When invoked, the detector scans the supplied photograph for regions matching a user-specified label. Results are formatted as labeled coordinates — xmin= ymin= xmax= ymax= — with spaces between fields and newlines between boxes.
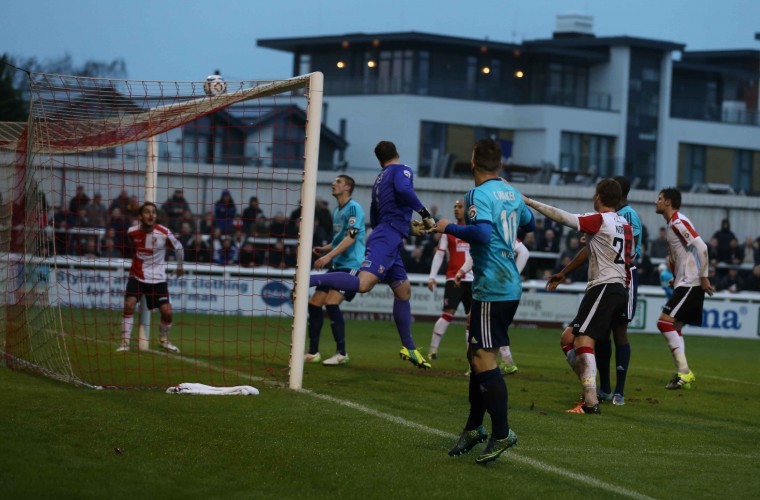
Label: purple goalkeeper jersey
xmin=370 ymin=163 xmax=424 ymax=235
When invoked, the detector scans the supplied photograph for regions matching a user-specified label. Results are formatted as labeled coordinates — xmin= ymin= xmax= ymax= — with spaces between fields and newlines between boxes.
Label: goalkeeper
xmin=117 ymin=202 xmax=184 ymax=353
xmin=308 ymin=141 xmax=435 ymax=369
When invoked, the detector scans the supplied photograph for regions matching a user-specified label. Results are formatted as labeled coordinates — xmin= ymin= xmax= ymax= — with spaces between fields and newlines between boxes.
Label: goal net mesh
xmin=0 ymin=71 xmax=319 ymax=389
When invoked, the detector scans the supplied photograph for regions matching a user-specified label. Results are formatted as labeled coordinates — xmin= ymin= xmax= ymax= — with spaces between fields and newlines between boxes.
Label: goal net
xmin=0 ymin=70 xmax=322 ymax=390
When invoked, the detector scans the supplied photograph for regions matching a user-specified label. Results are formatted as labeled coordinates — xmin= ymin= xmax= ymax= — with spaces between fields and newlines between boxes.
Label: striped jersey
xmin=465 ymin=178 xmax=533 ymax=301
xmin=331 ymin=199 xmax=366 ymax=270
xmin=578 ymin=211 xmax=633 ymax=290
xmin=666 ymin=211 xmax=704 ymax=288
xmin=617 ymin=204 xmax=642 ymax=264
xmin=127 ymin=224 xmax=181 ymax=283
xmin=433 ymin=232 xmax=473 ymax=281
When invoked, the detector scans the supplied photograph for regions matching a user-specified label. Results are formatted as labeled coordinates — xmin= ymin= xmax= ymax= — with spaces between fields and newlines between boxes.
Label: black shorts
xmin=570 ymin=283 xmax=628 ymax=342
xmin=468 ymin=299 xmax=519 ymax=350
xmin=662 ymin=286 xmax=706 ymax=326
xmin=125 ymin=277 xmax=170 ymax=310
xmin=315 ymin=268 xmax=358 ymax=302
xmin=443 ymin=280 xmax=472 ymax=314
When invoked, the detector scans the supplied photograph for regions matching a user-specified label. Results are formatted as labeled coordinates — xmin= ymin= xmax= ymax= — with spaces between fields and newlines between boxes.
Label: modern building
xmin=258 ymin=14 xmax=760 ymax=194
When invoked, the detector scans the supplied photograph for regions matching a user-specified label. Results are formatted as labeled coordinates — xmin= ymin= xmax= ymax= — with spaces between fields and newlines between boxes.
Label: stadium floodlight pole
xmin=138 ymin=135 xmax=159 ymax=351
xmin=289 ymin=71 xmax=324 ymax=390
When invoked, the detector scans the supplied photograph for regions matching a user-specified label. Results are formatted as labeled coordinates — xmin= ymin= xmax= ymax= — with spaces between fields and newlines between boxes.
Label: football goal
xmin=0 ymin=69 xmax=323 ymax=390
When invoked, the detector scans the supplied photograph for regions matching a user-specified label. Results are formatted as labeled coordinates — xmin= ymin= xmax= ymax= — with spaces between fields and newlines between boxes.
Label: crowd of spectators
xmin=48 ymin=187 xmax=338 ymax=270
xmin=40 ymin=188 xmax=760 ymax=291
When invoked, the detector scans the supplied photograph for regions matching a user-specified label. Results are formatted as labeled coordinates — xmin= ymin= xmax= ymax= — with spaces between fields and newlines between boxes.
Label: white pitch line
xmin=302 ymin=389 xmax=656 ymax=500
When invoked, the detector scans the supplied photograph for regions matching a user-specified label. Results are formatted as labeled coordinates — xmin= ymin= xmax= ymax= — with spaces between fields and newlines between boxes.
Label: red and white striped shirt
xmin=666 ymin=211 xmax=703 ymax=288
xmin=430 ymin=233 xmax=473 ymax=281
xmin=578 ymin=211 xmax=632 ymax=290
xmin=128 ymin=224 xmax=182 ymax=284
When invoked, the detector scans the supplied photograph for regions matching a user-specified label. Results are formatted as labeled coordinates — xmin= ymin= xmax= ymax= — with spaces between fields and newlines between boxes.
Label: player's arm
xmin=455 ymin=253 xmax=473 ymax=286
xmin=393 ymin=167 xmax=436 ymax=229
xmin=313 ymin=243 xmax=333 ymax=256
xmin=314 ymin=228 xmax=358 ymax=271
xmin=546 ymin=246 xmax=588 ymax=291
xmin=690 ymin=236 xmax=714 ymax=296
xmin=514 ymin=239 xmax=530 ymax=274
xmin=168 ymin=232 xmax=185 ymax=276
xmin=427 ymin=236 xmax=447 ymax=291
xmin=522 ymin=195 xmax=580 ymax=230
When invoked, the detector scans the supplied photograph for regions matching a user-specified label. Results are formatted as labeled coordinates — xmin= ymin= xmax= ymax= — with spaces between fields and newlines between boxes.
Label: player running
xmin=117 ymin=202 xmax=184 ymax=353
xmin=305 ymin=175 xmax=366 ymax=366
xmin=308 ymin=141 xmax=436 ymax=369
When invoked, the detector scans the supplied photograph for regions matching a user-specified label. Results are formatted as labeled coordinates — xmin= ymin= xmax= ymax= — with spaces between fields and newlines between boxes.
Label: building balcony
xmin=323 ymin=76 xmax=613 ymax=111
xmin=670 ymin=100 xmax=760 ymax=127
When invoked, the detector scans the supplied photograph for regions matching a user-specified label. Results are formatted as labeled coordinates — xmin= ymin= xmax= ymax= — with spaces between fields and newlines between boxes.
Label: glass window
xmin=733 ymin=149 xmax=753 ymax=192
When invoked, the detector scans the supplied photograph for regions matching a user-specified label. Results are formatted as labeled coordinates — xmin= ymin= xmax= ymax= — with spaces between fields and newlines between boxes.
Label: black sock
xmin=475 ymin=367 xmax=509 ymax=440
xmin=595 ymin=340 xmax=613 ymax=394
xmin=464 ymin=367 xmax=486 ymax=431
xmin=307 ymin=304 xmax=323 ymax=354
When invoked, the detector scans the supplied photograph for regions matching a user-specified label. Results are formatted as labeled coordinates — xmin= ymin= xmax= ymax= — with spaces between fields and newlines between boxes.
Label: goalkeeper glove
xmin=418 ymin=208 xmax=436 ymax=231
xmin=410 ymin=220 xmax=425 ymax=237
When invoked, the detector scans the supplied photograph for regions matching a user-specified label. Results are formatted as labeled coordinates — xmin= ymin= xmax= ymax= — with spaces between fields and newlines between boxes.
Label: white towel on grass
xmin=166 ymin=382 xmax=259 ymax=396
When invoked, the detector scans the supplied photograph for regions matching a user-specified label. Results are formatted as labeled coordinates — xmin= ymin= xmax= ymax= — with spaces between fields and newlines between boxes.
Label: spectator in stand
xmin=81 ymin=239 xmax=99 ymax=258
xmin=200 ymin=211 xmax=215 ymax=235
xmin=741 ymin=237 xmax=756 ymax=266
xmin=242 ymin=196 xmax=265 ymax=236
xmin=214 ymin=190 xmax=237 ymax=235
xmin=405 ymin=246 xmax=428 ymax=274
xmin=85 ymin=193 xmax=108 ymax=228
xmin=712 ymin=218 xmax=737 ymax=264
xmin=269 ymin=212 xmax=289 ymax=238
xmin=538 ymin=227 xmax=560 ymax=253
xmin=754 ymin=237 xmax=760 ymax=265
xmin=649 ymin=227 xmax=669 ymax=259
xmin=101 ymin=237 xmax=121 ymax=258
xmin=554 ymin=237 xmax=587 ymax=283
xmin=213 ymin=235 xmax=238 ymax=265
xmin=542 ymin=217 xmax=564 ymax=247
xmin=726 ymin=238 xmax=744 ymax=266
xmin=186 ymin=232 xmax=211 ymax=263
xmin=126 ymin=195 xmax=141 ymax=221
xmin=521 ymin=232 xmax=537 ymax=251
xmin=162 ymin=189 xmax=191 ymax=234
xmin=744 ymin=264 xmax=760 ymax=292
xmin=707 ymin=264 xmax=720 ymax=291
xmin=239 ymin=241 xmax=259 ymax=267
xmin=180 ymin=209 xmax=195 ymax=233
xmin=53 ymin=205 xmax=73 ymax=255
xmin=707 ymin=238 xmax=720 ymax=267
xmin=314 ymin=198 xmax=334 ymax=247
xmin=564 ymin=227 xmax=583 ymax=250
xmin=718 ymin=267 xmax=744 ymax=293
xmin=108 ymin=207 xmax=130 ymax=257
xmin=109 ymin=190 xmax=130 ymax=214
xmin=253 ymin=213 xmax=269 ymax=237
xmin=637 ymin=248 xmax=657 ymax=286
xmin=68 ymin=185 xmax=90 ymax=214
xmin=178 ymin=221 xmax=194 ymax=251
xmin=268 ymin=238 xmax=296 ymax=268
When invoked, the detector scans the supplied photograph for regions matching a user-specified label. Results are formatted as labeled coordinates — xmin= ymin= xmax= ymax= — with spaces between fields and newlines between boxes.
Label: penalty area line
xmin=302 ymin=389 xmax=655 ymax=500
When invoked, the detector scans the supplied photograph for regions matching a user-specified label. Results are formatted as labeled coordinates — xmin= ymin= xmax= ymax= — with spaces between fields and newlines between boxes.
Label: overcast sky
xmin=3 ymin=0 xmax=759 ymax=82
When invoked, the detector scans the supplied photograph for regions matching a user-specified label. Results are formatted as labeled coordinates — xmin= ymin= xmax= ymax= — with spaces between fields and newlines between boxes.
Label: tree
xmin=0 ymin=54 xmax=28 ymax=121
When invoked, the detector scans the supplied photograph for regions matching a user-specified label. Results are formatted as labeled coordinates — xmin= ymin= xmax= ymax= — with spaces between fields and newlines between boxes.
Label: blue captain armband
xmin=520 ymin=211 xmax=536 ymax=233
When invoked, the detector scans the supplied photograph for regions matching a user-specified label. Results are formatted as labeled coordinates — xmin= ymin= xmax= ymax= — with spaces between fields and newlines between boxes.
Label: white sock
xmin=160 ymin=321 xmax=171 ymax=341
xmin=576 ymin=350 xmax=598 ymax=406
xmin=499 ymin=346 xmax=514 ymax=364
xmin=430 ymin=314 xmax=452 ymax=352
xmin=565 ymin=348 xmax=576 ymax=371
xmin=121 ymin=314 xmax=134 ymax=341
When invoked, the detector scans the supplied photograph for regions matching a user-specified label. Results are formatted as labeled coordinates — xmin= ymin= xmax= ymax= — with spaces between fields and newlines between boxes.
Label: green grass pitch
xmin=2 ymin=318 xmax=759 ymax=499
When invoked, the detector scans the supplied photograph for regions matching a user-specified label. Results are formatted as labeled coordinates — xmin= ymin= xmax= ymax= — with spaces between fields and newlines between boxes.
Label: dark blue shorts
xmin=360 ymin=226 xmax=408 ymax=284
xmin=468 ymin=299 xmax=519 ymax=350
xmin=315 ymin=268 xmax=358 ymax=302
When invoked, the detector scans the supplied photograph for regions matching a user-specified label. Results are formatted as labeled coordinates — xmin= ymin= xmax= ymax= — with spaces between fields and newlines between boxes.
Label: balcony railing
xmin=323 ymin=77 xmax=614 ymax=111
xmin=671 ymin=100 xmax=760 ymax=127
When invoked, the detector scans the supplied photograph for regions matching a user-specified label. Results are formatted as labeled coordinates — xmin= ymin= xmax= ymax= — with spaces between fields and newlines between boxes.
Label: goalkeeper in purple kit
xmin=308 ymin=141 xmax=435 ymax=368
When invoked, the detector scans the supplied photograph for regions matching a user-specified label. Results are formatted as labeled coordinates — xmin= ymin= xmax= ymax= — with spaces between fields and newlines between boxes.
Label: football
xmin=203 ymin=74 xmax=227 ymax=96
